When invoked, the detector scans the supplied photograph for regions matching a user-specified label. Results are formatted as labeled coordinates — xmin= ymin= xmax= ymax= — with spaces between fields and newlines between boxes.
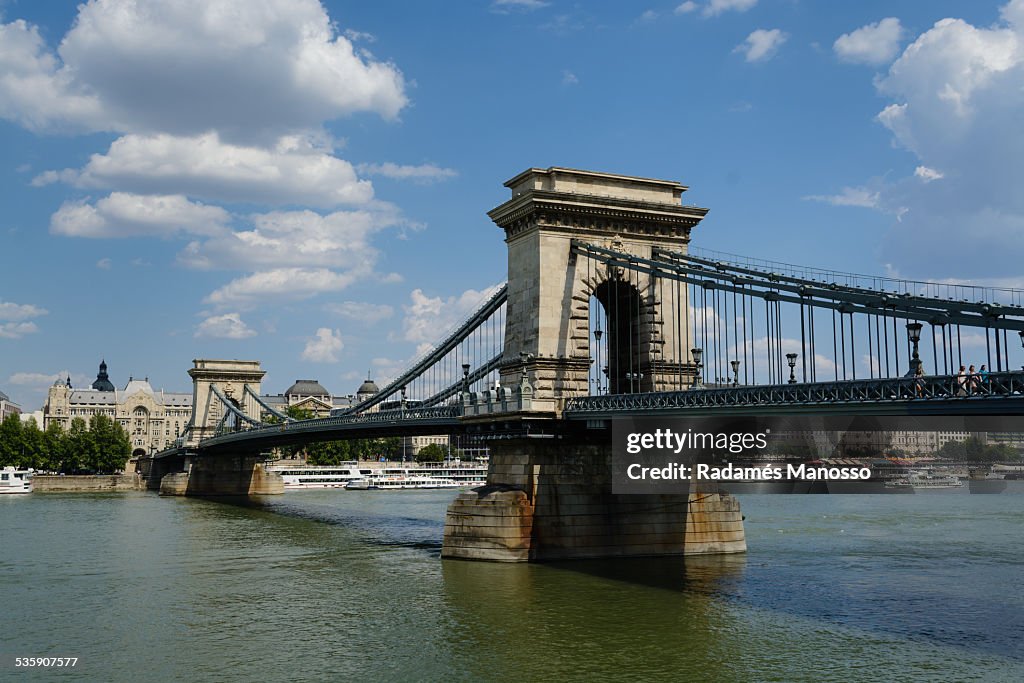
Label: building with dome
xmin=0 ymin=389 xmax=21 ymax=420
xmin=43 ymin=360 xmax=192 ymax=465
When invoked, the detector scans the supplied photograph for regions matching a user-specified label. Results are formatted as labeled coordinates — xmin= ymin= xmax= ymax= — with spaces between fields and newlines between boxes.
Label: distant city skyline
xmin=3 ymin=0 xmax=1023 ymax=409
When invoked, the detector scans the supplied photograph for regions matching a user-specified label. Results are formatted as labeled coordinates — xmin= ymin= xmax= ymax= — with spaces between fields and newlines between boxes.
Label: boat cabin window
xmin=1 ymin=473 xmax=8 ymax=480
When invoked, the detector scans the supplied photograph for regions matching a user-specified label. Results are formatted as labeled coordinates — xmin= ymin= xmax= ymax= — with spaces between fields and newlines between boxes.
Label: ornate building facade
xmin=43 ymin=361 xmax=193 ymax=459
xmin=0 ymin=389 xmax=21 ymax=420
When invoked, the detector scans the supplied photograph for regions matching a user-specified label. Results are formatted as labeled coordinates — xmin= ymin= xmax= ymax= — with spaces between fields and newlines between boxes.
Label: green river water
xmin=1 ymin=489 xmax=1022 ymax=682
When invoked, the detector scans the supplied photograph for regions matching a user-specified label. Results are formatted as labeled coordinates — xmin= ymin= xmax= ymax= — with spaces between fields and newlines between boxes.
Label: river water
xmin=1 ymin=489 xmax=1022 ymax=682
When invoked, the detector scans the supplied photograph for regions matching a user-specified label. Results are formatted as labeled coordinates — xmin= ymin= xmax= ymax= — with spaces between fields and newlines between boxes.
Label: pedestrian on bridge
xmin=968 ymin=365 xmax=978 ymax=395
xmin=957 ymin=366 xmax=968 ymax=396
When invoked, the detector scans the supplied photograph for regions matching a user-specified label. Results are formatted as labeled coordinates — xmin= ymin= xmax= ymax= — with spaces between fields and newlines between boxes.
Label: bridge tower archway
xmin=488 ymin=167 xmax=709 ymax=408
xmin=186 ymin=360 xmax=266 ymax=446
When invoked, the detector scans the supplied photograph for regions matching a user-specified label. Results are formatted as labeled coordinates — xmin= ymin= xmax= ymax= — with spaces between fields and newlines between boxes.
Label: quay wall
xmin=33 ymin=473 xmax=145 ymax=492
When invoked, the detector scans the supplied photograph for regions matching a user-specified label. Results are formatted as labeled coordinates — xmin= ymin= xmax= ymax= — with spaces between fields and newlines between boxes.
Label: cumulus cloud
xmin=914 ymin=166 xmax=944 ymax=182
xmin=96 ymin=257 xmax=112 ymax=269
xmin=177 ymin=207 xmax=399 ymax=272
xmin=38 ymin=133 xmax=373 ymax=207
xmin=400 ymin=284 xmax=503 ymax=347
xmin=0 ymin=300 xmax=48 ymax=322
xmin=675 ymin=2 xmax=698 ymax=15
xmin=50 ymin=193 xmax=230 ymax=238
xmin=821 ymin=1 xmax=1024 ymax=279
xmin=0 ymin=299 xmax=48 ymax=339
xmin=561 ymin=70 xmax=579 ymax=85
xmin=0 ymin=322 xmax=39 ymax=339
xmin=704 ymin=0 xmax=757 ymax=18
xmin=302 ymin=328 xmax=344 ymax=362
xmin=734 ymin=29 xmax=788 ymax=63
xmin=194 ymin=312 xmax=257 ymax=339
xmin=204 ymin=268 xmax=360 ymax=309
xmin=0 ymin=0 xmax=407 ymax=138
xmin=833 ymin=17 xmax=903 ymax=66
xmin=356 ymin=162 xmax=457 ymax=183
xmin=325 ymin=301 xmax=394 ymax=324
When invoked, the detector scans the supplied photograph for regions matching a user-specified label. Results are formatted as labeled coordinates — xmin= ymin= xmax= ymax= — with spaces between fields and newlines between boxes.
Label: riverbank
xmin=32 ymin=473 xmax=144 ymax=492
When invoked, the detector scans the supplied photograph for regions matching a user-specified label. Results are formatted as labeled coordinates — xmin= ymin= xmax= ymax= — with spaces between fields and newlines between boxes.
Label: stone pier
xmin=442 ymin=436 xmax=746 ymax=562
xmin=159 ymin=453 xmax=283 ymax=496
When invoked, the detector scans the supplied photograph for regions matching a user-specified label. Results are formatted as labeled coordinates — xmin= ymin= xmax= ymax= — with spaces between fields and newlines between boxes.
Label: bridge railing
xmin=202 ymin=405 xmax=463 ymax=444
xmin=563 ymin=370 xmax=1024 ymax=414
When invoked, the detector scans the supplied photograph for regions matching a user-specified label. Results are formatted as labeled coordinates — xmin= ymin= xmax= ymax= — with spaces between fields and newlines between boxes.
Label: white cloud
xmin=734 ymin=29 xmax=788 ymax=63
xmin=492 ymin=0 xmax=548 ymax=13
xmin=914 ymin=166 xmax=944 ymax=182
xmin=675 ymin=2 xmax=698 ymax=15
xmin=204 ymin=268 xmax=360 ymax=309
xmin=830 ymin=0 xmax=1024 ymax=279
xmin=0 ymin=322 xmax=39 ymax=339
xmin=40 ymin=132 xmax=373 ymax=208
xmin=194 ymin=312 xmax=257 ymax=339
xmin=302 ymin=327 xmax=344 ymax=362
xmin=8 ymin=371 xmax=67 ymax=386
xmin=325 ymin=301 xmax=394 ymax=324
xmin=0 ymin=300 xmax=48 ymax=322
xmin=177 ymin=207 xmax=399 ymax=272
xmin=562 ymin=70 xmax=579 ymax=85
xmin=0 ymin=0 xmax=406 ymax=138
xmin=804 ymin=187 xmax=880 ymax=208
xmin=401 ymin=284 xmax=503 ymax=346
xmin=96 ymin=257 xmax=112 ymax=270
xmin=704 ymin=0 xmax=757 ymax=18
xmin=356 ymin=162 xmax=457 ymax=184
xmin=0 ymin=300 xmax=47 ymax=338
xmin=50 ymin=193 xmax=230 ymax=238
xmin=833 ymin=17 xmax=903 ymax=66
xmin=0 ymin=20 xmax=104 ymax=133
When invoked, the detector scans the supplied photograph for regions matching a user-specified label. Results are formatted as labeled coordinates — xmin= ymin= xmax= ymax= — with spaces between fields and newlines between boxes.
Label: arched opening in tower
xmin=589 ymin=277 xmax=646 ymax=395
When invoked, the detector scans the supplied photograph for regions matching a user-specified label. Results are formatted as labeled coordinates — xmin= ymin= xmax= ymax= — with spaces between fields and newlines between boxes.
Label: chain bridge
xmin=144 ymin=167 xmax=1024 ymax=562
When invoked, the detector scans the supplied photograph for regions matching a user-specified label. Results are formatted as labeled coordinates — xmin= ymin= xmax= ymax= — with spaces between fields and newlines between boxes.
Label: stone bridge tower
xmin=488 ymin=167 xmax=708 ymax=411
xmin=186 ymin=359 xmax=265 ymax=446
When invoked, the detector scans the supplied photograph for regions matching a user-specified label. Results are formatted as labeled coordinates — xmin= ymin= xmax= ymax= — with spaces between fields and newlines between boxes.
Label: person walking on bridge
xmin=956 ymin=365 xmax=968 ymax=396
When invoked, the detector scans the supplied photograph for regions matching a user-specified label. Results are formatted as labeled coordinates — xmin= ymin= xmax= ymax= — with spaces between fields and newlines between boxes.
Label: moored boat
xmin=0 ymin=466 xmax=33 ymax=494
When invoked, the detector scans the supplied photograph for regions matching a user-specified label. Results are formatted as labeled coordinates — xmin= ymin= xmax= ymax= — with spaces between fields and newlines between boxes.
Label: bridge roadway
xmin=153 ymin=370 xmax=1024 ymax=461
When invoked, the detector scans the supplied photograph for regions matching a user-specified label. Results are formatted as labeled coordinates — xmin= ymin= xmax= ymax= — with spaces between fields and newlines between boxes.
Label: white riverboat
xmin=344 ymin=474 xmax=463 ymax=490
xmin=265 ymin=461 xmax=487 ymax=491
xmin=907 ymin=471 xmax=963 ymax=490
xmin=0 ymin=467 xmax=33 ymax=494
xmin=265 ymin=462 xmax=369 ymax=489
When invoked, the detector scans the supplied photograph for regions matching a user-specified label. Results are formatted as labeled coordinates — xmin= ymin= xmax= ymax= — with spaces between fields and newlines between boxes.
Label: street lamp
xmin=690 ymin=347 xmax=703 ymax=389
xmin=730 ymin=359 xmax=740 ymax=387
xmin=906 ymin=322 xmax=923 ymax=374
xmin=462 ymin=363 xmax=471 ymax=395
xmin=626 ymin=372 xmax=644 ymax=392
xmin=786 ymin=353 xmax=798 ymax=384
xmin=593 ymin=327 xmax=603 ymax=396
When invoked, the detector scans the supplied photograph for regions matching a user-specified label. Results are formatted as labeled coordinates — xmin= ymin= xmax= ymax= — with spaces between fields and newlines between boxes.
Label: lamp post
xmin=906 ymin=322 xmax=923 ymax=375
xmin=730 ymin=359 xmax=740 ymax=387
xmin=593 ymin=327 xmax=603 ymax=396
xmin=786 ymin=353 xmax=798 ymax=384
xmin=626 ymin=372 xmax=644 ymax=392
xmin=461 ymin=363 xmax=471 ymax=395
xmin=690 ymin=347 xmax=703 ymax=389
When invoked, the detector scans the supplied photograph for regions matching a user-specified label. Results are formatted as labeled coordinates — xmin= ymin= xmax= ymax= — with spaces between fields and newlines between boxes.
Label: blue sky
xmin=2 ymin=0 xmax=1023 ymax=409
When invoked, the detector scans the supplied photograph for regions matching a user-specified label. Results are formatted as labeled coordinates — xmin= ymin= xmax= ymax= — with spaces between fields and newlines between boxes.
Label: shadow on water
xmin=538 ymin=552 xmax=748 ymax=594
